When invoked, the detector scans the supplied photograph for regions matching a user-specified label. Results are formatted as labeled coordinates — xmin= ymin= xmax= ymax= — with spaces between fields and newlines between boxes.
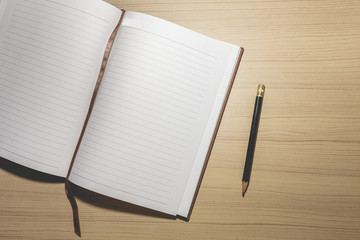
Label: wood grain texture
xmin=1 ymin=0 xmax=360 ymax=239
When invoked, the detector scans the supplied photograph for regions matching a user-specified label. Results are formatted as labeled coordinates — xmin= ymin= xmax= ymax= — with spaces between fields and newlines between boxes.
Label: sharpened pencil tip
xmin=242 ymin=181 xmax=249 ymax=197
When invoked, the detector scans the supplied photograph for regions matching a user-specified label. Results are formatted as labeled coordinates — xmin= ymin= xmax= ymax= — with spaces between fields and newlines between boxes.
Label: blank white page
xmin=0 ymin=0 xmax=121 ymax=177
xmin=69 ymin=11 xmax=240 ymax=215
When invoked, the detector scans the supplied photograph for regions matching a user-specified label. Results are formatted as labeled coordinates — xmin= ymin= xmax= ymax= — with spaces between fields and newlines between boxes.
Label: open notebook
xmin=0 ymin=0 xmax=243 ymax=235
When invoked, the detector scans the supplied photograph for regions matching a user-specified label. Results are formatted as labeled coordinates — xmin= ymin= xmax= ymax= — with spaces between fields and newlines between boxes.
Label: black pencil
xmin=242 ymin=84 xmax=265 ymax=197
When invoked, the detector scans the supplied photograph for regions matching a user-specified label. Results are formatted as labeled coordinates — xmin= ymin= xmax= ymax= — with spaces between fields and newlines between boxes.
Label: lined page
xmin=0 ymin=0 xmax=121 ymax=177
xmin=69 ymin=12 xmax=240 ymax=215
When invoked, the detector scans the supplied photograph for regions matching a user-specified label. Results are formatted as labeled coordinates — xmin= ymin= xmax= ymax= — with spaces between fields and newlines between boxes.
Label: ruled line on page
xmin=104 ymin=73 xmax=201 ymax=109
xmin=0 ymin=88 xmax=77 ymax=123
xmin=80 ymin=142 xmax=179 ymax=177
xmin=88 ymin=122 xmax=185 ymax=154
xmin=101 ymin=85 xmax=197 ymax=120
xmin=115 ymin=40 xmax=213 ymax=75
xmin=82 ymin=134 xmax=181 ymax=170
xmin=3 ymin=36 xmax=92 ymax=69
xmin=0 ymin=77 xmax=79 ymax=115
xmin=114 ymin=39 xmax=212 ymax=82
xmin=22 ymin=0 xmax=108 ymax=29
xmin=85 ymin=131 xmax=183 ymax=163
xmin=11 ymin=6 xmax=105 ymax=59
xmin=69 ymin=169 xmax=170 ymax=202
xmin=0 ymin=88 xmax=76 ymax=123
xmin=1 ymin=45 xmax=91 ymax=79
xmin=7 ymin=25 xmax=99 ymax=58
xmin=6 ymin=27 xmax=96 ymax=63
xmin=96 ymin=94 xmax=195 ymax=128
xmin=108 ymin=57 xmax=207 ymax=97
xmin=6 ymin=29 xmax=97 ymax=62
xmin=90 ymin=113 xmax=188 ymax=147
xmin=9 ymin=20 xmax=100 ymax=51
xmin=1 ymin=42 xmax=91 ymax=77
xmin=0 ymin=146 xmax=58 ymax=168
xmin=0 ymin=119 xmax=67 ymax=146
xmin=116 ymin=33 xmax=214 ymax=79
xmin=0 ymin=126 xmax=64 ymax=152
xmin=74 ymin=160 xmax=172 ymax=194
xmin=12 ymin=4 xmax=106 ymax=48
xmin=17 ymin=1 xmax=108 ymax=32
xmin=0 ymin=53 xmax=87 ymax=90
xmin=12 ymin=11 xmax=104 ymax=43
xmin=71 ymin=172 xmax=168 ymax=205
xmin=0 ymin=68 xmax=81 ymax=106
xmin=108 ymin=57 xmax=207 ymax=96
xmin=0 ymin=63 xmax=85 ymax=96
xmin=119 ymin=26 xmax=216 ymax=63
xmin=94 ymin=100 xmax=192 ymax=138
xmin=10 ymin=14 xmax=103 ymax=47
xmin=14 ymin=5 xmax=106 ymax=35
xmin=0 ymin=52 xmax=86 ymax=89
xmin=3 ymin=38 xmax=94 ymax=68
xmin=79 ymin=147 xmax=175 ymax=184
xmin=103 ymin=77 xmax=199 ymax=116
xmin=106 ymin=69 xmax=203 ymax=104
xmin=101 ymin=81 xmax=199 ymax=115
xmin=114 ymin=39 xmax=213 ymax=74
xmin=113 ymin=39 xmax=213 ymax=72
xmin=0 ymin=114 xmax=68 ymax=141
xmin=0 ymin=133 xmax=62 ymax=157
xmin=77 ymin=142 xmax=176 ymax=188
xmin=45 ymin=0 xmax=110 ymax=24
xmin=0 ymin=106 xmax=71 ymax=136
xmin=0 ymin=96 xmax=68 ymax=165
xmin=0 ymin=97 xmax=73 ymax=129
xmin=101 ymin=75 xmax=199 ymax=118
xmin=111 ymin=49 xmax=210 ymax=88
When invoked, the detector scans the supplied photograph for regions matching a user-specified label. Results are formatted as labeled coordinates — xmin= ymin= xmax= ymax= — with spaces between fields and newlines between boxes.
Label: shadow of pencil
xmin=0 ymin=157 xmax=176 ymax=221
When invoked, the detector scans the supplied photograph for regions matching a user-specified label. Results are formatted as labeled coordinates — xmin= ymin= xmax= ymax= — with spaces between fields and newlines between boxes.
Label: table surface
xmin=1 ymin=0 xmax=360 ymax=239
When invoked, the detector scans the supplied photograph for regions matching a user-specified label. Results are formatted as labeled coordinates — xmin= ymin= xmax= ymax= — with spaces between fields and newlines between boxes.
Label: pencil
xmin=242 ymin=84 xmax=265 ymax=197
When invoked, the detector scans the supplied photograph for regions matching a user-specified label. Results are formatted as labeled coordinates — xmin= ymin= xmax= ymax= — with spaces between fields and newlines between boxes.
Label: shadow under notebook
xmin=0 ymin=157 xmax=176 ymax=220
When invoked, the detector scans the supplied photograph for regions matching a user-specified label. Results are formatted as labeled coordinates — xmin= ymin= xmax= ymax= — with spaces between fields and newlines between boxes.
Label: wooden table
xmin=1 ymin=0 xmax=360 ymax=239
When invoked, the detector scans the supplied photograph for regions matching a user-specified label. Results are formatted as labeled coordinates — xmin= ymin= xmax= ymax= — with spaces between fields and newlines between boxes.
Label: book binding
xmin=64 ymin=10 xmax=125 ymax=237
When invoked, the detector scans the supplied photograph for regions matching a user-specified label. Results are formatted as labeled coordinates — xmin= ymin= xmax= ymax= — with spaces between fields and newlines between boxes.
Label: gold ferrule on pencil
xmin=257 ymin=84 xmax=265 ymax=97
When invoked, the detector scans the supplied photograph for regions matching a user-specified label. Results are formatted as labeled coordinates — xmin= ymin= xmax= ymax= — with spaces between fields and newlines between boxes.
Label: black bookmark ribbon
xmin=65 ymin=181 xmax=81 ymax=237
